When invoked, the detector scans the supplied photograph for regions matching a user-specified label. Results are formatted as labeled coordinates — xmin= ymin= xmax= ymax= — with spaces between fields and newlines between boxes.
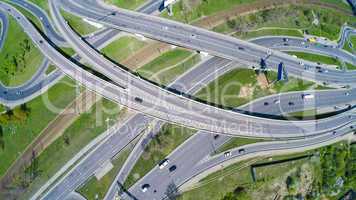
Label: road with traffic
xmin=48 ymin=0 xmax=356 ymax=140
xmin=0 ymin=0 xmax=356 ymax=199
xmin=63 ymin=0 xmax=356 ymax=86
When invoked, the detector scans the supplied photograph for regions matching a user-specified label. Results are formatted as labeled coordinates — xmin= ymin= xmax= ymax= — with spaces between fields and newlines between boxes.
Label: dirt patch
xmin=121 ymin=41 xmax=172 ymax=70
xmin=239 ymin=85 xmax=254 ymax=98
xmin=257 ymin=73 xmax=269 ymax=89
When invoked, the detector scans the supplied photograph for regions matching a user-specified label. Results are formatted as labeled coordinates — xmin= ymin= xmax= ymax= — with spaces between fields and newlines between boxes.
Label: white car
xmin=224 ymin=151 xmax=231 ymax=157
xmin=274 ymin=99 xmax=280 ymax=104
xmin=158 ymin=158 xmax=169 ymax=169
xmin=141 ymin=184 xmax=150 ymax=193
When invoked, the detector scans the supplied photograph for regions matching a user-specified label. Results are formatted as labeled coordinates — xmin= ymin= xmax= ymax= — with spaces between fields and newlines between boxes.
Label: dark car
xmin=134 ymin=97 xmax=143 ymax=103
xmin=169 ymin=165 xmax=177 ymax=172
xmin=141 ymin=184 xmax=150 ymax=192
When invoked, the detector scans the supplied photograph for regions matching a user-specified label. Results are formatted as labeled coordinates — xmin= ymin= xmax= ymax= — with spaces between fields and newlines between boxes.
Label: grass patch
xmin=45 ymin=65 xmax=57 ymax=75
xmin=103 ymin=0 xmax=147 ymax=10
xmin=0 ymin=77 xmax=78 ymax=178
xmin=162 ymin=0 xmax=258 ymax=23
xmin=60 ymin=47 xmax=76 ymax=57
xmin=77 ymin=139 xmax=135 ymax=200
xmin=214 ymin=5 xmax=356 ymax=41
xmin=136 ymin=49 xmax=196 ymax=84
xmin=102 ymin=36 xmax=147 ymax=63
xmin=240 ymin=28 xmax=303 ymax=39
xmin=320 ymin=0 xmax=352 ymax=11
xmin=180 ymin=153 xmax=311 ymax=200
xmin=61 ymin=10 xmax=99 ymax=35
xmin=343 ymin=35 xmax=356 ymax=54
xmin=286 ymin=51 xmax=341 ymax=66
xmin=124 ymin=124 xmax=195 ymax=189
xmin=0 ymin=15 xmax=43 ymax=86
xmin=13 ymin=98 xmax=122 ymax=200
xmin=195 ymin=68 xmax=315 ymax=108
xmin=346 ymin=62 xmax=356 ymax=70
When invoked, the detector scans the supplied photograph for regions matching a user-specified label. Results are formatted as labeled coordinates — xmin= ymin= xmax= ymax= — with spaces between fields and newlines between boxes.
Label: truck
xmin=302 ymin=94 xmax=314 ymax=100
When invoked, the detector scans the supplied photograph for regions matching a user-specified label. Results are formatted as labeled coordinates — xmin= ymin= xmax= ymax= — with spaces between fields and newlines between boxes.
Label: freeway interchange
xmin=0 ymin=0 xmax=355 ymax=200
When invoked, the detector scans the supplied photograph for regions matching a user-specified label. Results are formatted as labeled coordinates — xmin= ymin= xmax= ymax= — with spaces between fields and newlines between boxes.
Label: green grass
xmin=346 ymin=62 xmax=356 ymax=70
xmin=0 ymin=16 xmax=43 ymax=87
xmin=77 ymin=138 xmax=135 ymax=200
xmin=214 ymin=5 xmax=356 ymax=41
xmin=343 ymin=36 xmax=356 ymax=54
xmin=104 ymin=0 xmax=147 ymax=10
xmin=320 ymin=0 xmax=352 ymax=10
xmin=61 ymin=10 xmax=99 ymax=35
xmin=45 ymin=65 xmax=57 ymax=75
xmin=240 ymin=28 xmax=303 ymax=39
xmin=180 ymin=153 xmax=310 ymax=200
xmin=286 ymin=51 xmax=341 ymax=66
xmin=13 ymin=98 xmax=122 ymax=200
xmin=60 ymin=47 xmax=76 ymax=57
xmin=162 ymin=0 xmax=258 ymax=23
xmin=124 ymin=124 xmax=195 ymax=189
xmin=0 ymin=77 xmax=78 ymax=178
xmin=102 ymin=36 xmax=147 ymax=63
xmin=216 ymin=138 xmax=265 ymax=154
xmin=195 ymin=68 xmax=315 ymax=108
xmin=136 ymin=49 xmax=196 ymax=85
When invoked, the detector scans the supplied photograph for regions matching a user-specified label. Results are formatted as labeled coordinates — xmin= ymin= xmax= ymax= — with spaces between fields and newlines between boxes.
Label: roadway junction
xmin=0 ymin=0 xmax=355 ymax=200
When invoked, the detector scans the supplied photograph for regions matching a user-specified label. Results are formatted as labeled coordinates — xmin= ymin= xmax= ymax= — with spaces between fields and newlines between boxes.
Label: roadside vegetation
xmin=0 ymin=77 xmax=78 ymax=178
xmin=241 ymin=28 xmax=303 ymax=39
xmin=8 ymin=98 xmax=122 ymax=200
xmin=0 ymin=16 xmax=43 ymax=86
xmin=102 ymin=36 xmax=147 ymax=63
xmin=124 ymin=124 xmax=195 ymax=189
xmin=216 ymin=5 xmax=356 ymax=41
xmin=195 ymin=68 xmax=315 ymax=108
xmin=286 ymin=51 xmax=341 ymax=66
xmin=136 ymin=49 xmax=201 ymax=86
xmin=180 ymin=141 xmax=356 ymax=200
xmin=61 ymin=10 xmax=99 ymax=36
xmin=343 ymin=35 xmax=356 ymax=54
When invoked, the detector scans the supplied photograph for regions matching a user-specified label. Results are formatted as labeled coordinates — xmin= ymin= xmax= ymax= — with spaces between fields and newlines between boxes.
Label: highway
xmin=0 ymin=0 xmax=354 ymax=199
xmin=11 ymin=0 xmax=67 ymax=46
xmin=127 ymin=122 xmax=355 ymax=200
xmin=63 ymin=0 xmax=356 ymax=86
xmin=0 ymin=10 xmax=8 ymax=50
xmin=2 ymin=0 xmax=355 ymax=110
xmin=251 ymin=36 xmax=356 ymax=68
xmin=0 ymin=0 xmax=160 ymax=108
xmin=47 ymin=0 xmax=356 ymax=139
xmin=337 ymin=25 xmax=356 ymax=49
